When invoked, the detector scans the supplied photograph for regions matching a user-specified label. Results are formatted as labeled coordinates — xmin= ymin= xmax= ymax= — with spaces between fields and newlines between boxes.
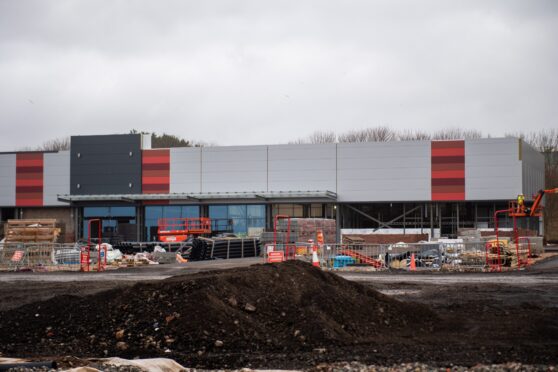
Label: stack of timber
xmin=483 ymin=239 xmax=533 ymax=268
xmin=459 ymin=251 xmax=487 ymax=266
xmin=502 ymin=242 xmax=532 ymax=268
xmin=4 ymin=219 xmax=60 ymax=243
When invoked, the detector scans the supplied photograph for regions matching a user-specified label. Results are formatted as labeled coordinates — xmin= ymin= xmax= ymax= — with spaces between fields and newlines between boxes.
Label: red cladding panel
xmin=16 ymin=153 xmax=43 ymax=206
xmin=142 ymin=149 xmax=170 ymax=194
xmin=431 ymin=141 xmax=465 ymax=201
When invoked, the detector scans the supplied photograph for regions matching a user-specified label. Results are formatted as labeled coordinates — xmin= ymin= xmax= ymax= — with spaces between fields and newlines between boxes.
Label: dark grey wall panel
xmin=70 ymin=134 xmax=142 ymax=195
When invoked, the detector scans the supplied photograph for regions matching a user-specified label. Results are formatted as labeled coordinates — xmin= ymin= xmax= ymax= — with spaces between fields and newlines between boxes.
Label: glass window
xmin=229 ymin=205 xmax=247 ymax=219
xmin=209 ymin=205 xmax=230 ymax=233
xmin=247 ymin=205 xmax=266 ymax=233
xmin=209 ymin=206 xmax=227 ymax=219
xmin=83 ymin=207 xmax=110 ymax=217
xmin=163 ymin=206 xmax=182 ymax=219
xmin=209 ymin=205 xmax=265 ymax=236
xmin=182 ymin=206 xmax=199 ymax=218
xmin=145 ymin=206 xmax=163 ymax=220
xmin=82 ymin=206 xmax=136 ymax=241
xmin=110 ymin=207 xmax=136 ymax=217
xmin=273 ymin=204 xmax=304 ymax=218
xmin=232 ymin=218 xmax=247 ymax=234
xmin=310 ymin=204 xmax=323 ymax=218
xmin=84 ymin=206 xmax=135 ymax=218
xmin=247 ymin=205 xmax=265 ymax=218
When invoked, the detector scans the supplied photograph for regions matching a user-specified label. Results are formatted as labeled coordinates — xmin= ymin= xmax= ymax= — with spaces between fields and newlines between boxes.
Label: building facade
xmin=0 ymin=134 xmax=545 ymax=242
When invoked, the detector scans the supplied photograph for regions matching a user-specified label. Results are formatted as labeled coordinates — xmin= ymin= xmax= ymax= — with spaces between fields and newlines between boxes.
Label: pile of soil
xmin=0 ymin=261 xmax=436 ymax=367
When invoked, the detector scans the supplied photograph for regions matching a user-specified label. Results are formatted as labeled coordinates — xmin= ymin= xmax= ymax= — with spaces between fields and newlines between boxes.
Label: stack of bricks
xmin=275 ymin=218 xmax=337 ymax=244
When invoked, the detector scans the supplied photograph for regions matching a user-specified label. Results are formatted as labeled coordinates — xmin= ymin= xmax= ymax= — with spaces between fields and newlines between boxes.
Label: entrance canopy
xmin=58 ymin=190 xmax=337 ymax=204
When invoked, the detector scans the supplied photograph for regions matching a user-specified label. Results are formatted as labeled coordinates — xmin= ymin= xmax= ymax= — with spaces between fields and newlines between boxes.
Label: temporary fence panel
xmin=263 ymin=240 xmax=537 ymax=272
xmin=0 ymin=243 xmax=82 ymax=271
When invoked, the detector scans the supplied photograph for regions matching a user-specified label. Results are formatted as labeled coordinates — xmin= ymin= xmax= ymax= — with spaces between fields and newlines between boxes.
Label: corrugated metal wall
xmin=465 ymin=138 xmax=522 ymax=200
xmin=201 ymin=146 xmax=268 ymax=192
xmin=43 ymin=151 xmax=70 ymax=206
xmin=0 ymin=137 xmax=546 ymax=206
xmin=337 ymin=141 xmax=431 ymax=202
xmin=166 ymin=139 xmax=538 ymax=202
xmin=521 ymin=140 xmax=545 ymax=200
xmin=170 ymin=147 xmax=201 ymax=193
xmin=0 ymin=154 xmax=16 ymax=206
xmin=268 ymin=144 xmax=336 ymax=193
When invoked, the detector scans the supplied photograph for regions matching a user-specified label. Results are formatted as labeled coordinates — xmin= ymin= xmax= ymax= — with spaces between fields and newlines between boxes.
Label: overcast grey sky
xmin=0 ymin=0 xmax=556 ymax=150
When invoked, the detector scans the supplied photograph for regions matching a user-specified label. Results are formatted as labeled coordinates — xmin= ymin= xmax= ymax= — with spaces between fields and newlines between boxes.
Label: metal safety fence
xmin=0 ymin=242 xmax=84 ymax=271
xmin=264 ymin=237 xmax=544 ymax=272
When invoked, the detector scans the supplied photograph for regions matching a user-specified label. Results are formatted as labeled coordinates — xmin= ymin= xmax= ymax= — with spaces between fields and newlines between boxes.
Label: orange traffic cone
xmin=316 ymin=230 xmax=324 ymax=245
xmin=410 ymin=253 xmax=416 ymax=271
xmin=176 ymin=253 xmax=188 ymax=263
xmin=312 ymin=245 xmax=320 ymax=268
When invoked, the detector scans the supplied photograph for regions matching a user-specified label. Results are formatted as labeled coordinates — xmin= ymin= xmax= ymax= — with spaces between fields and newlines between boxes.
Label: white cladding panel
xmin=268 ymin=144 xmax=336 ymax=192
xmin=337 ymin=141 xmax=431 ymax=202
xmin=201 ymin=146 xmax=267 ymax=192
xmin=0 ymin=154 xmax=16 ymax=206
xmin=43 ymin=151 xmax=70 ymax=206
xmin=465 ymin=138 xmax=522 ymax=200
xmin=521 ymin=141 xmax=545 ymax=201
xmin=170 ymin=148 xmax=201 ymax=193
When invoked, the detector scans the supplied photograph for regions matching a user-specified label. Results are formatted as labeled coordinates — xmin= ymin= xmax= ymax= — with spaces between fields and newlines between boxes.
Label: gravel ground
xmin=2 ymin=362 xmax=557 ymax=371
xmin=311 ymin=362 xmax=557 ymax=372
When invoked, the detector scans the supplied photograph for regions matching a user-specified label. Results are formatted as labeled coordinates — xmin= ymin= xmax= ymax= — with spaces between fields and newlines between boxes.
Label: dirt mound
xmin=0 ymin=261 xmax=436 ymax=361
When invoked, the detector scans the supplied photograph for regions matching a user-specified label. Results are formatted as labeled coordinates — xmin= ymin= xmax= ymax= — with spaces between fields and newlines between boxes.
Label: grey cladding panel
xmin=268 ymin=144 xmax=336 ymax=192
xmin=337 ymin=141 xmax=431 ymax=202
xmin=521 ymin=141 xmax=545 ymax=200
xmin=44 ymin=151 xmax=70 ymax=206
xmin=0 ymin=154 xmax=15 ymax=206
xmin=465 ymin=138 xmax=522 ymax=200
xmin=70 ymin=134 xmax=142 ymax=195
xmin=170 ymin=147 xmax=201 ymax=193
xmin=202 ymin=146 xmax=267 ymax=192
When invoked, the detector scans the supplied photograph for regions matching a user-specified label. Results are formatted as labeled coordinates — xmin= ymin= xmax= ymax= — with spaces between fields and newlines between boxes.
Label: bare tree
xmin=532 ymin=129 xmax=558 ymax=243
xmin=397 ymin=129 xmax=431 ymax=141
xmin=431 ymin=128 xmax=483 ymax=140
xmin=508 ymin=129 xmax=558 ymax=242
xmin=36 ymin=137 xmax=71 ymax=151
xmin=290 ymin=131 xmax=337 ymax=144
xmin=338 ymin=126 xmax=397 ymax=143
xmin=526 ymin=129 xmax=558 ymax=154
xmin=290 ymin=126 xmax=488 ymax=144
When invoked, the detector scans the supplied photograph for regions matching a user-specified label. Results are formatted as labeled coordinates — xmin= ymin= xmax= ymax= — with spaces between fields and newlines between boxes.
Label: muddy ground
xmin=0 ymin=258 xmax=557 ymax=369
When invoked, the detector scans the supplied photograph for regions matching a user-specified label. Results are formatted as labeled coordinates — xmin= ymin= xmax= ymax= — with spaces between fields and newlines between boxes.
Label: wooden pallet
xmin=4 ymin=219 xmax=60 ymax=243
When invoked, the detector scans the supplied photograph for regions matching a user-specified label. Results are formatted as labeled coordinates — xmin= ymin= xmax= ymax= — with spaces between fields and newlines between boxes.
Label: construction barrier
xmin=0 ymin=242 xmax=83 ymax=271
xmin=265 ymin=238 xmax=544 ymax=272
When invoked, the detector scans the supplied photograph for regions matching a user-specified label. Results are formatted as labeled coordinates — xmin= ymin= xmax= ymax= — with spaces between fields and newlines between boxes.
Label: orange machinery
xmin=488 ymin=188 xmax=557 ymax=271
xmin=508 ymin=188 xmax=558 ymax=217
xmin=157 ymin=217 xmax=212 ymax=242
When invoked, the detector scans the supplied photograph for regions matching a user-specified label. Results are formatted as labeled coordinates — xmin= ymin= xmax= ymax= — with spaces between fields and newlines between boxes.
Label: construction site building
xmin=0 ymin=134 xmax=546 ymax=243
